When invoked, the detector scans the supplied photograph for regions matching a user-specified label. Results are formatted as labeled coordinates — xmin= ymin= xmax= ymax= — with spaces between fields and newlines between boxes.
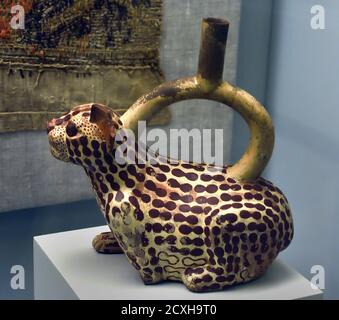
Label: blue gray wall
xmin=266 ymin=0 xmax=339 ymax=300
xmin=232 ymin=0 xmax=272 ymax=163
xmin=236 ymin=0 xmax=339 ymax=299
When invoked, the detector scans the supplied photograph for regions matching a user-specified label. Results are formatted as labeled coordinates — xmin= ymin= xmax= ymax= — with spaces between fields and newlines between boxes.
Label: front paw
xmin=92 ymin=232 xmax=123 ymax=254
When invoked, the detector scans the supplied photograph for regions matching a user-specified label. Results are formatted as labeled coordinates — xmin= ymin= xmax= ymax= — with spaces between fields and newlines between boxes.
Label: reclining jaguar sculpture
xmin=47 ymin=18 xmax=293 ymax=292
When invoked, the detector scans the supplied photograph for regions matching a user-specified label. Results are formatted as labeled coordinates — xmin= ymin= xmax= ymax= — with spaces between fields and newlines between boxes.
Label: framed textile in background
xmin=0 ymin=0 xmax=170 ymax=133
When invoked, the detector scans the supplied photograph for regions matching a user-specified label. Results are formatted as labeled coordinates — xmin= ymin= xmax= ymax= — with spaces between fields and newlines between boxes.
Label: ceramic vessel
xmin=47 ymin=18 xmax=293 ymax=292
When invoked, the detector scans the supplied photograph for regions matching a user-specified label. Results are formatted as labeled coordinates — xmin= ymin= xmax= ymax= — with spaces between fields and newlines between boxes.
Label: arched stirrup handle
xmin=121 ymin=18 xmax=274 ymax=183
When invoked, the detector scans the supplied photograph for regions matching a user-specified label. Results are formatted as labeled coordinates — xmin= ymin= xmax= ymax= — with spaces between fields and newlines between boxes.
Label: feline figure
xmin=47 ymin=102 xmax=293 ymax=292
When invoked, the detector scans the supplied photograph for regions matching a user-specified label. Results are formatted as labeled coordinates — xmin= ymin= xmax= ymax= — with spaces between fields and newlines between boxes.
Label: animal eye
xmin=66 ymin=121 xmax=78 ymax=137
xmin=63 ymin=114 xmax=71 ymax=121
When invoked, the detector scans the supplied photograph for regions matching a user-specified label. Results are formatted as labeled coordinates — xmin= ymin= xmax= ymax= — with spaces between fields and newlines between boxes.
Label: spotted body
xmin=47 ymin=103 xmax=293 ymax=292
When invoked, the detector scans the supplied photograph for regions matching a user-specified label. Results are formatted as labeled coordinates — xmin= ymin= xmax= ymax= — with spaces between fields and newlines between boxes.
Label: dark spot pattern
xmin=48 ymin=104 xmax=293 ymax=293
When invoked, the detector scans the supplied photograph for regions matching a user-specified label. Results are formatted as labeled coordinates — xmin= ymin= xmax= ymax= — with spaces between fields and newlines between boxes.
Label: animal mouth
xmin=49 ymin=143 xmax=70 ymax=162
xmin=48 ymin=138 xmax=58 ymax=149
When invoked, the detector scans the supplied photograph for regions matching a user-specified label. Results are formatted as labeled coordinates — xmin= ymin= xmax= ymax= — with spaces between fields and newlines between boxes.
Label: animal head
xmin=47 ymin=103 xmax=123 ymax=164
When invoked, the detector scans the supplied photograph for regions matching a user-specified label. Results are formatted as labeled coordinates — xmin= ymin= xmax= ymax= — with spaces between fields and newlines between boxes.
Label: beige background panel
xmin=0 ymin=67 xmax=169 ymax=132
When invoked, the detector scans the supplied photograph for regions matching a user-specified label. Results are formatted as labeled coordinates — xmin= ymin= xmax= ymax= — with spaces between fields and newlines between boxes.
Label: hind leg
xmin=92 ymin=232 xmax=123 ymax=254
xmin=182 ymin=266 xmax=237 ymax=292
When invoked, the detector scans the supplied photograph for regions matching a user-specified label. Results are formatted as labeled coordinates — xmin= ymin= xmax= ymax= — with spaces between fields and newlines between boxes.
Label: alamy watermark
xmin=0 ymin=3 xmax=26 ymax=33
xmin=310 ymin=265 xmax=325 ymax=290
xmin=10 ymin=4 xmax=25 ymax=30
xmin=311 ymin=5 xmax=326 ymax=30
xmin=4 ymin=263 xmax=326 ymax=292
xmin=4 ymin=4 xmax=328 ymax=32
xmin=10 ymin=265 xmax=25 ymax=290
xmin=113 ymin=121 xmax=225 ymax=168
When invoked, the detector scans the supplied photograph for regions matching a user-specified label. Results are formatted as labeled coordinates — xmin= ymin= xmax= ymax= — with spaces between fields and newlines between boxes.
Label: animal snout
xmin=46 ymin=120 xmax=55 ymax=134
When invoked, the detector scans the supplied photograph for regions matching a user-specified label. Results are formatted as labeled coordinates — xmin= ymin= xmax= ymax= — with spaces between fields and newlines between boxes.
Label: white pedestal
xmin=33 ymin=226 xmax=323 ymax=300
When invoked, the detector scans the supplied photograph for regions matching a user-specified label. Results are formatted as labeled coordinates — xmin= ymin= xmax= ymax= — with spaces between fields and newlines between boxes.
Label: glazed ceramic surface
xmin=47 ymin=18 xmax=293 ymax=292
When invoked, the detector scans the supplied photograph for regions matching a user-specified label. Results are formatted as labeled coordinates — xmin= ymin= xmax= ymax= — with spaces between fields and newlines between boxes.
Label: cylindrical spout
xmin=197 ymin=18 xmax=229 ymax=87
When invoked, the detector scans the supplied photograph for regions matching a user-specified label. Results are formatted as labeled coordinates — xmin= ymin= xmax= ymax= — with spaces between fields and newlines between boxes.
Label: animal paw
xmin=92 ymin=232 xmax=123 ymax=254
xmin=182 ymin=267 xmax=232 ymax=292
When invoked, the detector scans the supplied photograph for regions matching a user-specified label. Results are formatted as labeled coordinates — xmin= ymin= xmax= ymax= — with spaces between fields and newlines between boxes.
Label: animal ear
xmin=90 ymin=104 xmax=116 ymax=152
